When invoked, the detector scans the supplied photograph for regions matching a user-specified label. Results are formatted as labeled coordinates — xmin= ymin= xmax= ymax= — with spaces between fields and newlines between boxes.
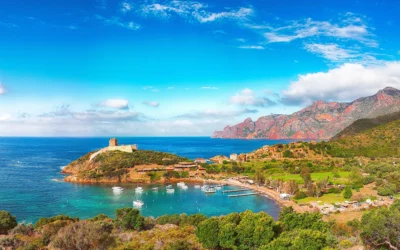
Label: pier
xmin=228 ymin=193 xmax=259 ymax=197
xmin=222 ymin=189 xmax=250 ymax=193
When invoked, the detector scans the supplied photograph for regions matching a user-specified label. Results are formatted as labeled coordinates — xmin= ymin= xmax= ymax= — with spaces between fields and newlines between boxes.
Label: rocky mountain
xmin=212 ymin=87 xmax=400 ymax=139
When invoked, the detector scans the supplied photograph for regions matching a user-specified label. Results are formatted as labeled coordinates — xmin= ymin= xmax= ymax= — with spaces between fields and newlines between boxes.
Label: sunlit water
xmin=0 ymin=137 xmax=290 ymax=223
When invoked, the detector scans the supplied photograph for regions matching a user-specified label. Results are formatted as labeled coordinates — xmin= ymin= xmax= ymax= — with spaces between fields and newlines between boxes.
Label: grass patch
xmin=271 ymin=171 xmax=350 ymax=185
xmin=296 ymin=193 xmax=346 ymax=204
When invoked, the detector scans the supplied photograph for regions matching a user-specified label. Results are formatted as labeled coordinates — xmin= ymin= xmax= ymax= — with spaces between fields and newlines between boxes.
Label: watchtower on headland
xmin=109 ymin=138 xmax=118 ymax=147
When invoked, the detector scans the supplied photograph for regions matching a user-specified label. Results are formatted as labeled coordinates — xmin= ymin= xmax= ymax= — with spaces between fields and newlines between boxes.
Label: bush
xmin=294 ymin=191 xmax=308 ymax=200
xmin=343 ymin=186 xmax=353 ymax=199
xmin=156 ymin=214 xmax=181 ymax=225
xmin=196 ymin=218 xmax=220 ymax=249
xmin=34 ymin=214 xmax=78 ymax=229
xmin=167 ymin=239 xmax=192 ymax=250
xmin=115 ymin=208 xmax=144 ymax=231
xmin=0 ymin=211 xmax=17 ymax=234
xmin=50 ymin=220 xmax=115 ymax=250
xmin=10 ymin=223 xmax=34 ymax=236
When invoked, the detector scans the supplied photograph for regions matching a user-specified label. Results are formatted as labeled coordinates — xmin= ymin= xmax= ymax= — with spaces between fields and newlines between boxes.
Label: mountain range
xmin=212 ymin=87 xmax=400 ymax=140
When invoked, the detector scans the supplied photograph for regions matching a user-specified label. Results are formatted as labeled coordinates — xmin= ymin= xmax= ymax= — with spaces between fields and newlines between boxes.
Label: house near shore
xmin=230 ymin=153 xmax=238 ymax=161
xmin=173 ymin=162 xmax=197 ymax=171
xmin=194 ymin=158 xmax=207 ymax=164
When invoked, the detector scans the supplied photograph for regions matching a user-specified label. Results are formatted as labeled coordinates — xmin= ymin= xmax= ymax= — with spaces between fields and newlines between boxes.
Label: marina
xmin=222 ymin=189 xmax=251 ymax=193
xmin=228 ymin=193 xmax=259 ymax=198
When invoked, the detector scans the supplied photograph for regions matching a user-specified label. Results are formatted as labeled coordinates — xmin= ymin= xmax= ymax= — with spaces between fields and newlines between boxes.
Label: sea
xmin=0 ymin=137 xmax=294 ymax=223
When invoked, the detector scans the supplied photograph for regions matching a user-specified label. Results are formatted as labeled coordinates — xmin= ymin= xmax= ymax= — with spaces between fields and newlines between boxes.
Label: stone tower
xmin=109 ymin=138 xmax=118 ymax=147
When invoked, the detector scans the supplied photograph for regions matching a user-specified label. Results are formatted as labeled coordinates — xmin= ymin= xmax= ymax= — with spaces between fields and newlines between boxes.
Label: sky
xmin=0 ymin=0 xmax=400 ymax=136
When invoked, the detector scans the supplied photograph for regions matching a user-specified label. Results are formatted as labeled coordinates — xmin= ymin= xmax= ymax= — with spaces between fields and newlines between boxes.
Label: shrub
xmin=343 ymin=186 xmax=353 ymax=199
xmin=115 ymin=208 xmax=144 ymax=231
xmin=196 ymin=218 xmax=220 ymax=249
xmin=34 ymin=214 xmax=78 ymax=229
xmin=156 ymin=214 xmax=181 ymax=225
xmin=0 ymin=211 xmax=18 ymax=234
xmin=294 ymin=191 xmax=308 ymax=200
xmin=50 ymin=220 xmax=115 ymax=250
xmin=10 ymin=223 xmax=34 ymax=236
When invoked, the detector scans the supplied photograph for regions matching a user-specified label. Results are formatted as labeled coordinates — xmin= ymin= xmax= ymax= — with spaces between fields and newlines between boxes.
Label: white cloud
xmin=142 ymin=101 xmax=160 ymax=107
xmin=139 ymin=1 xmax=253 ymax=24
xmin=99 ymin=99 xmax=129 ymax=109
xmin=281 ymin=62 xmax=400 ymax=105
xmin=305 ymin=43 xmax=355 ymax=62
xmin=230 ymin=88 xmax=277 ymax=107
xmin=121 ymin=2 xmax=133 ymax=12
xmin=0 ymin=83 xmax=5 ymax=94
xmin=262 ymin=16 xmax=375 ymax=46
xmin=143 ymin=86 xmax=160 ymax=92
xmin=201 ymin=86 xmax=219 ymax=90
xmin=96 ymin=15 xmax=140 ymax=30
xmin=177 ymin=108 xmax=258 ymax=119
xmin=167 ymin=86 xmax=174 ymax=90
xmin=0 ymin=113 xmax=11 ymax=121
xmin=236 ymin=38 xmax=246 ymax=43
xmin=238 ymin=45 xmax=264 ymax=50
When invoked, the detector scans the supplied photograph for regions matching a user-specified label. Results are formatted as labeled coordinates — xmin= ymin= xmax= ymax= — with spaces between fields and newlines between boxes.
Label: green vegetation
xmin=3 ymin=201 xmax=400 ymax=249
xmin=0 ymin=210 xmax=17 ymax=234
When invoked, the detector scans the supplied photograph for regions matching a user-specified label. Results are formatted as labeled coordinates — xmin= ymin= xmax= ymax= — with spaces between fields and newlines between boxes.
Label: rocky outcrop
xmin=212 ymin=87 xmax=400 ymax=139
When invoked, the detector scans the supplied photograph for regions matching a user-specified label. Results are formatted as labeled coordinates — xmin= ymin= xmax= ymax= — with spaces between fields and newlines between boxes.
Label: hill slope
xmin=62 ymin=150 xmax=189 ymax=183
xmin=327 ymin=119 xmax=400 ymax=158
xmin=332 ymin=111 xmax=400 ymax=140
xmin=212 ymin=87 xmax=400 ymax=140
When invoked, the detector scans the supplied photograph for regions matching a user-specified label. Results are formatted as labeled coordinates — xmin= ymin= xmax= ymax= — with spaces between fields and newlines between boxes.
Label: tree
xmin=300 ymin=167 xmax=312 ymax=187
xmin=218 ymin=221 xmax=237 ymax=249
xmin=196 ymin=218 xmax=220 ymax=249
xmin=0 ymin=211 xmax=17 ymax=234
xmin=283 ymin=150 xmax=294 ymax=158
xmin=261 ymin=229 xmax=328 ymax=250
xmin=255 ymin=169 xmax=266 ymax=184
xmin=115 ymin=208 xmax=144 ymax=231
xmin=286 ymin=180 xmax=299 ymax=195
xmin=360 ymin=203 xmax=400 ymax=249
xmin=236 ymin=210 xmax=257 ymax=249
xmin=343 ymin=186 xmax=353 ymax=199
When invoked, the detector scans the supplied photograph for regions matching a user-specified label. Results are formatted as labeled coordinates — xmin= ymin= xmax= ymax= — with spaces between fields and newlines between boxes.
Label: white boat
xmin=180 ymin=185 xmax=188 ymax=190
xmin=152 ymin=187 xmax=158 ymax=191
xmin=166 ymin=188 xmax=175 ymax=193
xmin=133 ymin=200 xmax=144 ymax=207
xmin=166 ymin=184 xmax=173 ymax=189
xmin=194 ymin=185 xmax=201 ymax=188
xmin=177 ymin=182 xmax=185 ymax=187
xmin=135 ymin=187 xmax=143 ymax=193
xmin=201 ymin=185 xmax=209 ymax=191
xmin=215 ymin=186 xmax=222 ymax=190
xmin=204 ymin=187 xmax=216 ymax=193
xmin=112 ymin=186 xmax=123 ymax=192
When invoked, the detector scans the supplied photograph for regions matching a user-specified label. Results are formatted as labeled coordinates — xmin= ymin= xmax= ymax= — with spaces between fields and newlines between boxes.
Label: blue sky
xmin=0 ymin=0 xmax=400 ymax=136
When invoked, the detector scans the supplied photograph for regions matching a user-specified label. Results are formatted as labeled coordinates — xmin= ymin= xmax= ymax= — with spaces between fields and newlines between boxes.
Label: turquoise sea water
xmin=0 ymin=137 xmax=292 ymax=223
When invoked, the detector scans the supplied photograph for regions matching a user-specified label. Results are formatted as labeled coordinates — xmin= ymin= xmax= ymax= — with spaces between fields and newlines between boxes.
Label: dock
xmin=222 ymin=189 xmax=250 ymax=193
xmin=228 ymin=193 xmax=259 ymax=197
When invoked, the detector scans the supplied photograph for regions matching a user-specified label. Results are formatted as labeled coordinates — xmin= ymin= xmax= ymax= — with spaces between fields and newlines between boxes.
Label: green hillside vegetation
xmin=67 ymin=150 xmax=189 ymax=180
xmin=2 ymin=202 xmax=400 ymax=250
xmin=332 ymin=111 xmax=400 ymax=140
xmin=327 ymin=119 xmax=400 ymax=158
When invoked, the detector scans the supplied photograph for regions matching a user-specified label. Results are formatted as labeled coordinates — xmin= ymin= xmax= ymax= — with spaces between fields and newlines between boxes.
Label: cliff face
xmin=212 ymin=87 xmax=400 ymax=139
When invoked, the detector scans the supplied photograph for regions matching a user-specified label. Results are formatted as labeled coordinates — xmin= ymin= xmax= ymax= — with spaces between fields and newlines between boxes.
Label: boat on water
xmin=177 ymin=182 xmax=185 ymax=187
xmin=112 ymin=186 xmax=124 ymax=192
xmin=166 ymin=188 xmax=175 ymax=193
xmin=135 ymin=187 xmax=143 ymax=193
xmin=166 ymin=184 xmax=173 ymax=189
xmin=180 ymin=184 xmax=188 ymax=190
xmin=201 ymin=185 xmax=209 ymax=191
xmin=133 ymin=200 xmax=144 ymax=207
xmin=194 ymin=185 xmax=201 ymax=188
xmin=204 ymin=187 xmax=216 ymax=194
xmin=152 ymin=187 xmax=158 ymax=191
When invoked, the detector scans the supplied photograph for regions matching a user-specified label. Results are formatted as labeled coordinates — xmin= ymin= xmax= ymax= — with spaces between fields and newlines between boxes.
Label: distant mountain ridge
xmin=331 ymin=111 xmax=400 ymax=141
xmin=212 ymin=87 xmax=400 ymax=140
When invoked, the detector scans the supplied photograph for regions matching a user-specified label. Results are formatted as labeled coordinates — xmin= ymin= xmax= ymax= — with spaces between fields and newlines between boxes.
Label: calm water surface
xmin=0 ymin=137 xmax=291 ymax=222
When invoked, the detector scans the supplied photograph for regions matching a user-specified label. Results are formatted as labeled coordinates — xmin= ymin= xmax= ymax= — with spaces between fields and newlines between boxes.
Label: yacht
xmin=152 ymin=187 xmax=158 ymax=191
xmin=204 ymin=187 xmax=216 ymax=194
xmin=177 ymin=182 xmax=185 ymax=187
xmin=166 ymin=187 xmax=175 ymax=193
xmin=133 ymin=200 xmax=144 ymax=207
xmin=112 ymin=186 xmax=123 ymax=192
xmin=180 ymin=184 xmax=188 ymax=190
xmin=166 ymin=184 xmax=173 ymax=189
xmin=194 ymin=184 xmax=201 ymax=188
xmin=135 ymin=187 xmax=143 ymax=193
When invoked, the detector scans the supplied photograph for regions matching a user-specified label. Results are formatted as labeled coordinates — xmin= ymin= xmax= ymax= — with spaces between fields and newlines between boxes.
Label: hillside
xmin=212 ymin=87 xmax=400 ymax=139
xmin=62 ymin=150 xmax=189 ymax=183
xmin=331 ymin=111 xmax=400 ymax=140
xmin=327 ymin=119 xmax=400 ymax=158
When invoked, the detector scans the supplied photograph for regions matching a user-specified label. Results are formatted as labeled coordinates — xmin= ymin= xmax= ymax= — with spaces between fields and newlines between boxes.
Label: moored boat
xmin=135 ymin=187 xmax=143 ymax=193
xmin=133 ymin=200 xmax=144 ymax=207
xmin=112 ymin=186 xmax=123 ymax=192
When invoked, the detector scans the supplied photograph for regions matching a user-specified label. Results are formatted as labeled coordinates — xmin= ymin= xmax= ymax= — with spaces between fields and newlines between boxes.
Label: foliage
xmin=50 ymin=220 xmax=115 ymax=250
xmin=343 ymin=186 xmax=353 ymax=199
xmin=195 ymin=217 xmax=220 ymax=249
xmin=360 ymin=200 xmax=400 ymax=249
xmin=34 ymin=214 xmax=78 ymax=229
xmin=115 ymin=208 xmax=144 ymax=231
xmin=0 ymin=210 xmax=18 ymax=234
xmin=278 ymin=207 xmax=329 ymax=233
